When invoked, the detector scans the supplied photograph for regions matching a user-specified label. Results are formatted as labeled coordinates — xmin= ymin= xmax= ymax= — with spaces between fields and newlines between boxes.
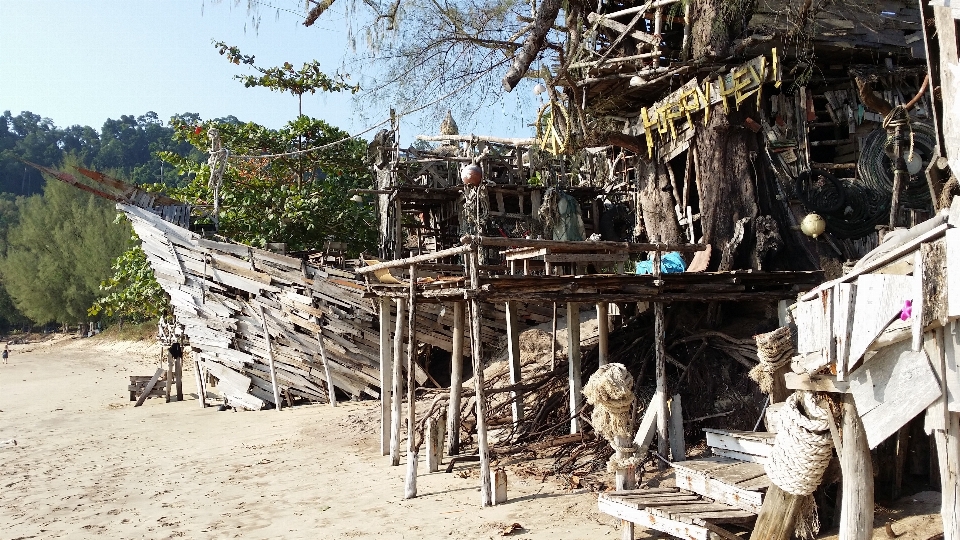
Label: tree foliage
xmin=0 ymin=177 xmax=130 ymax=324
xmin=89 ymin=239 xmax=166 ymax=323
xmin=157 ymin=115 xmax=377 ymax=254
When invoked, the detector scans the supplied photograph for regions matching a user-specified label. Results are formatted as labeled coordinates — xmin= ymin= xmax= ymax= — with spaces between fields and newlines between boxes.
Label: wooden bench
xmin=599 ymin=487 xmax=755 ymax=540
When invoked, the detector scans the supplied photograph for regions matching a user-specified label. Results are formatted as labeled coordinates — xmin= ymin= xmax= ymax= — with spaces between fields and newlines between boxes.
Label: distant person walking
xmin=2 ymin=343 xmax=9 ymax=364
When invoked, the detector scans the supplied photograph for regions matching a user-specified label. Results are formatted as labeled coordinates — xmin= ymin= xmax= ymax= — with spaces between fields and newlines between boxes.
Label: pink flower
xmin=900 ymin=299 xmax=912 ymax=321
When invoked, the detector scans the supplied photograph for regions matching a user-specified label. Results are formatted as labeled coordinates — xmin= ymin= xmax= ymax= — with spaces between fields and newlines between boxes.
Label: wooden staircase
xmin=598 ymin=429 xmax=776 ymax=539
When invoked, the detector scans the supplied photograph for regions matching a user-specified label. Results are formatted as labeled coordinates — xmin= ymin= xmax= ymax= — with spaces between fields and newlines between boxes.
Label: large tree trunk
xmin=637 ymin=159 xmax=683 ymax=243
xmin=689 ymin=0 xmax=760 ymax=264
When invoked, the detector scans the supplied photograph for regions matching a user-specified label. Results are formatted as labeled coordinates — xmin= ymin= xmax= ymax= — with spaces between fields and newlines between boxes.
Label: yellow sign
xmin=638 ymin=49 xmax=781 ymax=157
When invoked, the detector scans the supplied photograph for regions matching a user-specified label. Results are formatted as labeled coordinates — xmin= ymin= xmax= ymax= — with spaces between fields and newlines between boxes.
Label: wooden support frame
xmin=390 ymin=298 xmax=407 ymax=466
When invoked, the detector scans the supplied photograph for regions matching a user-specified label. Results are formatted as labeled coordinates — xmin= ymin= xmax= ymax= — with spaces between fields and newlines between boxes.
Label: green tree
xmin=89 ymin=237 xmax=166 ymax=323
xmin=0 ymin=177 xmax=129 ymax=324
xmin=157 ymin=115 xmax=377 ymax=254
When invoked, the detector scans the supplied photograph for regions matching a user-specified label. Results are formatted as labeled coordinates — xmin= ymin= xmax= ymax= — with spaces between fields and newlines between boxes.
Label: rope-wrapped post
xmin=583 ymin=364 xmax=640 ymax=490
xmin=750 ymin=326 xmax=795 ymax=404
xmin=751 ymin=391 xmax=836 ymax=540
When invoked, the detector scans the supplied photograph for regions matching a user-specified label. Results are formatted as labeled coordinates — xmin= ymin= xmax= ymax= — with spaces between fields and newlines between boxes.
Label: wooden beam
xmin=134 ymin=367 xmax=165 ymax=407
xmin=317 ymin=332 xmax=337 ymax=407
xmin=749 ymin=485 xmax=805 ymax=540
xmin=654 ymin=301 xmax=669 ymax=470
xmin=470 ymin=235 xmax=705 ymax=252
xmin=470 ymin=298 xmax=494 ymax=506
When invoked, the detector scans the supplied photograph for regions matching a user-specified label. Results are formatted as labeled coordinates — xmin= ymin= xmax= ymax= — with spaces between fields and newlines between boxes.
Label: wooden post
xmin=614 ymin=435 xmax=636 ymax=490
xmin=165 ymin=349 xmax=173 ymax=403
xmin=598 ymin=302 xmax=609 ymax=366
xmin=405 ymin=264 xmax=418 ymax=499
xmin=749 ymin=485 xmax=806 ymax=540
xmin=175 ymin=355 xmax=183 ymax=402
xmin=669 ymin=394 xmax=685 ymax=462
xmin=654 ymin=301 xmax=668 ymax=469
xmin=567 ymin=302 xmax=582 ymax=434
xmin=427 ymin=418 xmax=440 ymax=472
xmin=256 ymin=305 xmax=283 ymax=413
xmin=380 ymin=297 xmax=393 ymax=455
xmin=468 ymin=247 xmax=493 ymax=506
xmin=390 ymin=298 xmax=407 ymax=466
xmin=936 ymin=412 xmax=960 ymax=540
xmin=551 ymin=302 xmax=558 ymax=371
xmin=839 ymin=393 xmax=874 ymax=540
xmin=193 ymin=358 xmax=207 ymax=408
xmin=317 ymin=332 xmax=337 ymax=407
xmin=447 ymin=302 xmax=465 ymax=456
xmin=492 ymin=468 xmax=508 ymax=505
xmin=505 ymin=301 xmax=524 ymax=423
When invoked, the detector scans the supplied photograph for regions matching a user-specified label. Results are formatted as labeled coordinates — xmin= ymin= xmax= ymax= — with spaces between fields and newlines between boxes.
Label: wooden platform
xmin=673 ymin=457 xmax=771 ymax=513
xmin=598 ymin=487 xmax=756 ymax=540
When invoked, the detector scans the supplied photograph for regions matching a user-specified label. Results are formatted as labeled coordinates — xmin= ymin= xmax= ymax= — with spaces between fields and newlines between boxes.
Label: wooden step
xmin=704 ymin=429 xmax=775 ymax=464
xmin=599 ymin=487 xmax=754 ymax=540
xmin=674 ymin=457 xmax=770 ymax=513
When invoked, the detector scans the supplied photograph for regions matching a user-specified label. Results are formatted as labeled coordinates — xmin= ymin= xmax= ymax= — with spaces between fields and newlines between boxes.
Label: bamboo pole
xmin=405 ymin=264 xmax=419 ymax=498
xmin=447 ymin=302 xmax=465 ymax=456
xmin=380 ymin=296 xmax=393 ymax=455
xmin=390 ymin=298 xmax=407 ymax=466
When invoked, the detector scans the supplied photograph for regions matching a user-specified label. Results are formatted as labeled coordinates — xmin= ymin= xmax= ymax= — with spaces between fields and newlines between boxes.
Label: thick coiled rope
xmin=750 ymin=326 xmax=794 ymax=394
xmin=857 ymin=114 xmax=935 ymax=211
xmin=583 ymin=363 xmax=642 ymax=472
xmin=765 ymin=391 xmax=835 ymax=496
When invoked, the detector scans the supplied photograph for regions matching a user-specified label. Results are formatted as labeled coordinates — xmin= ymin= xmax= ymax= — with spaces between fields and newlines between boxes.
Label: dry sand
xmin=0 ymin=335 xmax=624 ymax=539
xmin=0 ymin=335 xmax=947 ymax=539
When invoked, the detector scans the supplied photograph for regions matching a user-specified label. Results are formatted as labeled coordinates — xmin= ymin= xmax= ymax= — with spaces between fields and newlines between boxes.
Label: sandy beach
xmin=0 ymin=335 xmax=624 ymax=540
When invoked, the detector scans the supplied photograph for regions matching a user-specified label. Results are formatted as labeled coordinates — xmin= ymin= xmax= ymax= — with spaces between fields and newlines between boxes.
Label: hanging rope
xmin=765 ymin=391 xmax=835 ymax=496
xmin=749 ymin=326 xmax=794 ymax=394
xmin=582 ymin=363 xmax=642 ymax=472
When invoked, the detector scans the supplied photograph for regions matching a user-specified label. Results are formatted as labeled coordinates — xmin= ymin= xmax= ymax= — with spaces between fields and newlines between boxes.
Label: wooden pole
xmin=390 ymin=298 xmax=407 ymax=466
xmin=426 ymin=417 xmax=440 ymax=473
xmin=505 ymin=301 xmax=524 ymax=423
xmin=654 ymin=301 xmax=668 ymax=469
xmin=937 ymin=412 xmax=960 ymax=540
xmin=175 ymin=355 xmax=183 ymax=402
xmin=470 ymin=298 xmax=493 ymax=506
xmin=193 ymin=358 xmax=206 ymax=408
xmin=317 ymin=332 xmax=337 ymax=407
xmin=749 ymin=485 xmax=806 ymax=540
xmin=165 ymin=348 xmax=173 ymax=403
xmin=447 ymin=302 xmax=465 ymax=456
xmin=380 ymin=296 xmax=393 ymax=456
xmin=567 ymin=302 xmax=582 ymax=434
xmin=598 ymin=302 xmax=609 ymax=366
xmin=467 ymin=248 xmax=493 ymax=506
xmin=551 ymin=302 xmax=558 ymax=371
xmin=256 ymin=305 xmax=283 ymax=413
xmin=405 ymin=264 xmax=418 ymax=498
xmin=839 ymin=393 xmax=874 ymax=540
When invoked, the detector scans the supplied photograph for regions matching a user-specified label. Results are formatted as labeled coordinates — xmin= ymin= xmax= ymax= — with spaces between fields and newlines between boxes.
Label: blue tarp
xmin=635 ymin=251 xmax=687 ymax=274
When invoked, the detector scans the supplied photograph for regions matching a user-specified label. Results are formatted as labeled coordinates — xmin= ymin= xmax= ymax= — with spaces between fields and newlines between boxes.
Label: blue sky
xmin=0 ymin=0 xmax=532 ymax=143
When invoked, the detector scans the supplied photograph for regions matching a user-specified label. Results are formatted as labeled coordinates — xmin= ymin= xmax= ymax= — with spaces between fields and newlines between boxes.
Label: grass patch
xmin=97 ymin=320 xmax=158 ymax=342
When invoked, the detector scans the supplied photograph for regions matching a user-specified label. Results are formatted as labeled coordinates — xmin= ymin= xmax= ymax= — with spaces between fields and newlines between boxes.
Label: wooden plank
xmin=794 ymin=299 xmax=828 ymax=354
xmin=567 ymin=302 xmax=582 ymax=434
xmin=712 ymin=448 xmax=768 ymax=465
xmin=133 ymin=367 xmax=165 ymax=407
xmin=849 ymin=339 xmax=942 ymax=448
xmin=669 ymin=394 xmax=686 ymax=462
xmin=705 ymin=431 xmax=773 ymax=458
xmin=847 ymin=274 xmax=913 ymax=370
xmin=924 ymin=328 xmax=947 ymax=433
xmin=783 ymin=372 xmax=850 ymax=393
xmin=943 ymin=320 xmax=960 ymax=412
xmin=505 ymin=301 xmax=523 ymax=423
xmin=598 ymin=497 xmax=711 ymax=540
xmin=633 ymin=390 xmax=662 ymax=452
xmin=946 ymin=229 xmax=960 ymax=318
xmin=834 ymin=283 xmax=856 ymax=380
